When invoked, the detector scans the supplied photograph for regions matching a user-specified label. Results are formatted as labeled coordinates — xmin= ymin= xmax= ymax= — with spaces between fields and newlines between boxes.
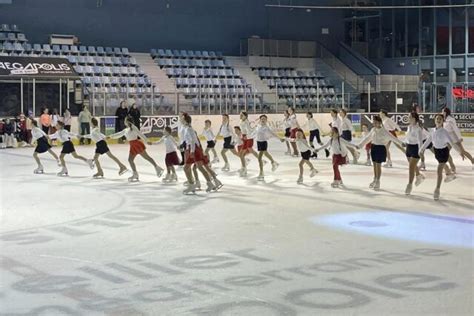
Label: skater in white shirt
xmin=81 ymin=117 xmax=128 ymax=178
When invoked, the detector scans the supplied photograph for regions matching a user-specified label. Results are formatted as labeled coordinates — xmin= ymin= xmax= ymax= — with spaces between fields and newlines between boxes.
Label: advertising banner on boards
xmin=0 ymin=56 xmax=78 ymax=77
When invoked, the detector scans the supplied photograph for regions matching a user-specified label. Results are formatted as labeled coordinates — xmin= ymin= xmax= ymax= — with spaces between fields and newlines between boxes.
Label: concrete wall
xmin=0 ymin=0 xmax=345 ymax=55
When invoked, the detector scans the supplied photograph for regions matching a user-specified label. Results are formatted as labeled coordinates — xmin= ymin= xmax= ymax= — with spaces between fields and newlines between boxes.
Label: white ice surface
xmin=0 ymin=137 xmax=473 ymax=315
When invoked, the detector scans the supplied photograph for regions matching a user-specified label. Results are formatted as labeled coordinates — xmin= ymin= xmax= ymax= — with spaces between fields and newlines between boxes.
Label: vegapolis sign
xmin=0 ymin=56 xmax=78 ymax=77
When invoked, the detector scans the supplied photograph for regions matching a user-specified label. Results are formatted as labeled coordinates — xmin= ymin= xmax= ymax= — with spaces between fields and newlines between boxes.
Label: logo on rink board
xmin=0 ymin=248 xmax=460 ymax=314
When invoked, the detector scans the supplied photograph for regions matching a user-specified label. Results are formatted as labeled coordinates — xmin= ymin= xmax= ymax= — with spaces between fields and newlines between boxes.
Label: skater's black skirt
xmin=257 ymin=141 xmax=268 ymax=152
xmin=61 ymin=140 xmax=75 ymax=154
xmin=284 ymin=128 xmax=291 ymax=138
xmin=405 ymin=144 xmax=420 ymax=159
xmin=223 ymin=136 xmax=234 ymax=149
xmin=35 ymin=136 xmax=51 ymax=153
xmin=95 ymin=140 xmax=110 ymax=155
xmin=207 ymin=140 xmax=216 ymax=149
xmin=301 ymin=150 xmax=311 ymax=160
xmin=370 ymin=144 xmax=387 ymax=163
xmin=341 ymin=130 xmax=352 ymax=142
xmin=434 ymin=147 xmax=450 ymax=163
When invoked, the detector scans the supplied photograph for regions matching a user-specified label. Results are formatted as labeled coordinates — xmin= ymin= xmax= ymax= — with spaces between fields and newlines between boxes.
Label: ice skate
xmin=86 ymin=159 xmax=95 ymax=169
xmin=415 ymin=174 xmax=425 ymax=186
xmin=309 ymin=168 xmax=318 ymax=178
xmin=239 ymin=167 xmax=247 ymax=177
xmin=444 ymin=173 xmax=456 ymax=183
xmin=369 ymin=179 xmax=376 ymax=188
xmin=33 ymin=166 xmax=44 ymax=174
xmin=352 ymin=151 xmax=360 ymax=164
xmin=57 ymin=167 xmax=68 ymax=177
xmin=271 ymin=162 xmax=279 ymax=172
xmin=195 ymin=180 xmax=201 ymax=190
xmin=365 ymin=159 xmax=372 ymax=166
xmin=297 ymin=176 xmax=303 ymax=184
xmin=162 ymin=174 xmax=171 ymax=182
xmin=183 ymin=183 xmax=197 ymax=195
xmin=155 ymin=166 xmax=164 ymax=178
xmin=128 ymin=172 xmax=139 ymax=182
xmin=206 ymin=181 xmax=216 ymax=193
xmin=221 ymin=163 xmax=230 ymax=172
xmin=434 ymin=188 xmax=440 ymax=201
xmin=405 ymin=183 xmax=413 ymax=195
xmin=56 ymin=159 xmax=62 ymax=166
xmin=93 ymin=172 xmax=104 ymax=179
xmin=383 ymin=160 xmax=393 ymax=168
xmin=118 ymin=166 xmax=128 ymax=175
xmin=170 ymin=174 xmax=178 ymax=182
xmin=257 ymin=173 xmax=265 ymax=181
xmin=331 ymin=180 xmax=339 ymax=188
xmin=211 ymin=157 xmax=219 ymax=164
xmin=214 ymin=178 xmax=223 ymax=190
xmin=373 ymin=179 xmax=381 ymax=191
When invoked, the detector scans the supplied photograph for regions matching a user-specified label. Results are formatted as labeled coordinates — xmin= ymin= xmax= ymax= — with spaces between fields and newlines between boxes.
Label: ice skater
xmin=419 ymin=114 xmax=463 ymax=200
xmin=283 ymin=110 xmax=292 ymax=155
xmin=403 ymin=112 xmax=426 ymax=195
xmin=154 ymin=126 xmax=180 ymax=182
xmin=216 ymin=114 xmax=239 ymax=171
xmin=31 ymin=120 xmax=60 ymax=174
xmin=181 ymin=113 xmax=220 ymax=194
xmin=238 ymin=111 xmax=261 ymax=176
xmin=380 ymin=110 xmax=403 ymax=167
xmin=49 ymin=121 xmax=94 ymax=176
xmin=295 ymin=129 xmax=318 ymax=184
xmin=315 ymin=127 xmax=357 ymax=188
xmin=81 ymin=118 xmax=128 ymax=178
xmin=356 ymin=116 xmax=405 ymax=190
xmin=201 ymin=119 xmax=219 ymax=164
xmin=108 ymin=116 xmax=164 ymax=182
xmin=287 ymin=107 xmax=300 ymax=156
xmin=305 ymin=112 xmax=329 ymax=158
xmin=361 ymin=123 xmax=372 ymax=166
xmin=339 ymin=109 xmax=359 ymax=164
xmin=250 ymin=114 xmax=284 ymax=181
xmin=442 ymin=107 xmax=474 ymax=172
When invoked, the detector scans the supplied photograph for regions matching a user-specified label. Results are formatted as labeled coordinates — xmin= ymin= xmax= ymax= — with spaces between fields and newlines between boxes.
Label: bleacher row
xmin=254 ymin=67 xmax=324 ymax=79
xmin=165 ymin=67 xmax=241 ymax=78
xmin=151 ymin=49 xmax=223 ymax=59
xmin=157 ymin=58 xmax=229 ymax=68
xmin=282 ymin=95 xmax=343 ymax=108
xmin=0 ymin=43 xmax=130 ymax=56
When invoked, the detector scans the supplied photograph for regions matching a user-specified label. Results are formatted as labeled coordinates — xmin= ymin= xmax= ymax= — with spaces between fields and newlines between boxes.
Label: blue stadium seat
xmin=157 ymin=49 xmax=166 ymax=57
xmin=111 ymin=57 xmax=121 ymax=65
xmin=165 ymin=49 xmax=173 ymax=57
xmin=73 ymin=65 xmax=83 ymax=74
xmin=13 ymin=42 xmax=23 ymax=52
xmin=76 ymin=56 xmax=85 ymax=64
xmin=42 ymin=44 xmax=52 ymax=54
xmin=202 ymin=51 xmax=210 ymax=59
xmin=113 ymin=47 xmax=122 ymax=56
xmin=67 ymin=55 xmax=77 ymax=64
xmin=121 ymin=47 xmax=129 ymax=56
xmin=22 ymin=43 xmax=32 ymax=53
xmin=105 ymin=47 xmax=113 ymax=55
xmin=195 ymin=51 xmax=203 ymax=58
xmin=150 ymin=49 xmax=157 ymax=58
xmin=52 ymin=45 xmax=61 ymax=54
xmin=17 ymin=33 xmax=26 ymax=42
xmin=7 ymin=33 xmax=16 ymax=41
xmin=95 ymin=56 xmax=104 ymax=65
xmin=88 ymin=46 xmax=96 ymax=55
xmin=85 ymin=56 xmax=94 ymax=64
xmin=60 ymin=45 xmax=69 ymax=54
xmin=1 ymin=24 xmax=10 ymax=32
xmin=70 ymin=45 xmax=79 ymax=55
xmin=172 ymin=49 xmax=180 ymax=57
xmin=79 ymin=45 xmax=87 ymax=55
xmin=94 ymin=46 xmax=104 ymax=55
xmin=0 ymin=33 xmax=6 ymax=41
xmin=3 ymin=42 xmax=14 ymax=52
xmin=187 ymin=50 xmax=195 ymax=58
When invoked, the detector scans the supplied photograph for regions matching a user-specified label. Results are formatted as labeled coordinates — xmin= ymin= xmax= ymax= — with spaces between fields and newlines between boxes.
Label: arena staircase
xmin=130 ymin=52 xmax=180 ymax=112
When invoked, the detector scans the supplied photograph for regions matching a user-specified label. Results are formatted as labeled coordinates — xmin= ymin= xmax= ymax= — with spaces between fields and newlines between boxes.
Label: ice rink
xmin=1 ymin=137 xmax=473 ymax=316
